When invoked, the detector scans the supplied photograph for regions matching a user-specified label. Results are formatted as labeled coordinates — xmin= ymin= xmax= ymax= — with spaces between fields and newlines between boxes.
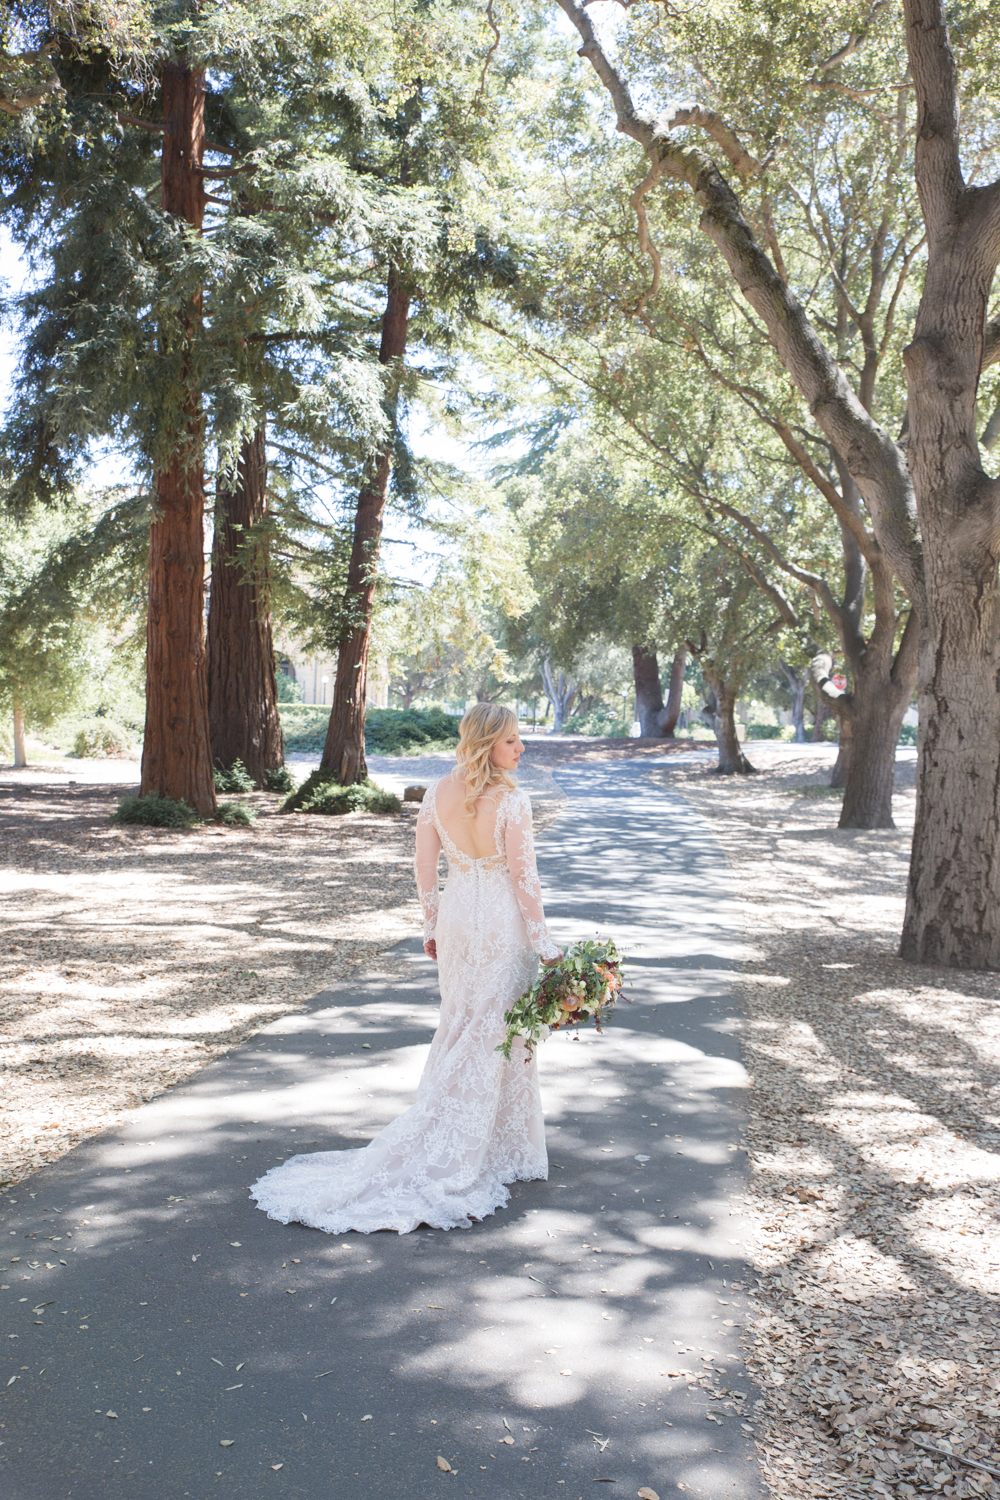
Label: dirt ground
xmin=666 ymin=753 xmax=1000 ymax=1499
xmin=0 ymin=777 xmax=421 ymax=1192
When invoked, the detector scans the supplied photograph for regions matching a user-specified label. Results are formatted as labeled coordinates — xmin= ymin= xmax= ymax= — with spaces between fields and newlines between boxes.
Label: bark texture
xmin=632 ymin=643 xmax=685 ymax=736
xmin=703 ymin=684 xmax=756 ymax=775
xmin=207 ymin=425 xmax=283 ymax=786
xmin=663 ymin=647 xmax=686 ymax=737
xmin=898 ymin=4 xmax=1000 ymax=962
xmin=319 ymin=274 xmax=410 ymax=785
xmin=140 ymin=62 xmax=215 ymax=816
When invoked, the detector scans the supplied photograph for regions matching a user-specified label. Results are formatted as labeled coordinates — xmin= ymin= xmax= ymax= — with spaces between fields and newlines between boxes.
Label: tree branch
xmin=903 ymin=0 xmax=964 ymax=222
xmin=555 ymin=0 xmax=925 ymax=611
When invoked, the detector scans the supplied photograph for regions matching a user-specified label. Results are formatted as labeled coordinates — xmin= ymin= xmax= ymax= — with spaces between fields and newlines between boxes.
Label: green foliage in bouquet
xmin=497 ymin=938 xmax=627 ymax=1061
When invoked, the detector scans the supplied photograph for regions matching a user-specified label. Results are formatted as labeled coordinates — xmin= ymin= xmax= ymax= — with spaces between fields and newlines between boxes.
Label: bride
xmin=250 ymin=703 xmax=563 ymax=1235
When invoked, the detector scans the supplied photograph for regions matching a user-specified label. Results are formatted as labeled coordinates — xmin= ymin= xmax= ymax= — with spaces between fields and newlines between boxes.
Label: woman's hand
xmin=424 ymin=939 xmax=438 ymax=961
xmin=542 ymin=951 xmax=564 ymax=967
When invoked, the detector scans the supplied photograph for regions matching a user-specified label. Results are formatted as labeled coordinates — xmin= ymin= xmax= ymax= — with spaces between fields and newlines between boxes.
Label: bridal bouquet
xmin=497 ymin=938 xmax=628 ymax=1061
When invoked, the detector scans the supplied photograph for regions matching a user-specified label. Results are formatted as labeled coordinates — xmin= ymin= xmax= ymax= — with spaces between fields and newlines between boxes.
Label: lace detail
xmin=250 ymin=776 xmax=554 ymax=1235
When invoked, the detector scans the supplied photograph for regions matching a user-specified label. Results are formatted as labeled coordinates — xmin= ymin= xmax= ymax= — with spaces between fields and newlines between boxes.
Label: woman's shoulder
xmin=497 ymin=782 xmax=530 ymax=818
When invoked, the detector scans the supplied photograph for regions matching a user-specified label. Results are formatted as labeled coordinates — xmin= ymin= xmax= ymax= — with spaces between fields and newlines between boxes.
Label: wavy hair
xmin=453 ymin=702 xmax=519 ymax=817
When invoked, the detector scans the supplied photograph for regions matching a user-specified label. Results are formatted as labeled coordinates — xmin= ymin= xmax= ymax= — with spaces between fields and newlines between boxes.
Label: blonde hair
xmin=454 ymin=703 xmax=519 ymax=816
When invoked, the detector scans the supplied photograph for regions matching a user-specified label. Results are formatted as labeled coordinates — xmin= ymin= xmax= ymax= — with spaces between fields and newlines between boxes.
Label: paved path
xmin=1 ymin=762 xmax=764 ymax=1500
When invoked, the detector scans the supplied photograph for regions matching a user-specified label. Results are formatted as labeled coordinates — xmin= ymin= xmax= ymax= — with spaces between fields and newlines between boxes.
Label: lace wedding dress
xmin=250 ymin=779 xmax=561 ymax=1235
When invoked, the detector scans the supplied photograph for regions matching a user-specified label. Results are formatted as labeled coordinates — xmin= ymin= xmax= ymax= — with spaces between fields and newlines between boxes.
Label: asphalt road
xmin=1 ymin=759 xmax=764 ymax=1500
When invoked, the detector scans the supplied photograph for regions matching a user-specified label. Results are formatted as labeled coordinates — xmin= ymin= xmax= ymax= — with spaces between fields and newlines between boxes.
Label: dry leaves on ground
xmin=0 ymin=782 xmax=422 ymax=1190
xmin=667 ymin=755 xmax=1000 ymax=1500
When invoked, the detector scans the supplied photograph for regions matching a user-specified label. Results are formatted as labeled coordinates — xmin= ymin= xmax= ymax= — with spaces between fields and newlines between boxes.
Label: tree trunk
xmin=139 ymin=61 xmax=215 ymax=816
xmin=632 ymin=643 xmax=665 ymax=736
xmin=704 ymin=685 xmax=756 ymax=774
xmin=779 ymin=660 xmax=807 ymax=743
xmin=206 ymin=424 xmax=284 ymax=786
xmin=319 ymin=273 xmax=410 ymax=785
xmin=12 ymin=698 xmax=26 ymax=768
xmin=662 ymin=646 xmax=686 ymax=736
xmin=540 ymin=658 xmax=578 ymax=730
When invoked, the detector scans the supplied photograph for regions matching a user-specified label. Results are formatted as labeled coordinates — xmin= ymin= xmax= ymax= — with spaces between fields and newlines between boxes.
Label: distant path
xmin=1 ymin=760 xmax=763 ymax=1500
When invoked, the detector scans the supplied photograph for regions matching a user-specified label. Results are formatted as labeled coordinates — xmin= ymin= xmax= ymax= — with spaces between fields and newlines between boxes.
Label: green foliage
xmin=111 ymin=793 xmax=200 ymax=829
xmin=275 ymin=673 xmax=303 ymax=704
xmin=279 ymin=704 xmax=330 ymax=755
xmin=214 ymin=758 xmax=256 ymax=793
xmin=264 ymin=765 xmax=295 ymax=794
xmin=72 ymin=718 xmax=136 ymax=758
xmin=561 ymin=706 xmax=627 ymax=738
xmin=283 ymin=772 xmax=401 ymax=816
xmin=217 ymin=800 xmax=257 ymax=827
xmin=746 ymin=724 xmax=789 ymax=741
xmin=364 ymin=707 xmax=460 ymax=756
xmin=898 ymin=723 xmax=917 ymax=746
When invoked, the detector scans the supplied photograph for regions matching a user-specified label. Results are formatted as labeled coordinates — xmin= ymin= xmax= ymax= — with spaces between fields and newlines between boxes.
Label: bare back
xmin=433 ymin=772 xmax=511 ymax=859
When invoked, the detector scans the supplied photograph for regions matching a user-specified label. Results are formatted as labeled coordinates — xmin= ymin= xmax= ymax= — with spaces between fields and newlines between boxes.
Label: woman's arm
xmin=503 ymin=793 xmax=563 ymax=962
xmin=414 ymin=793 xmax=443 ymax=960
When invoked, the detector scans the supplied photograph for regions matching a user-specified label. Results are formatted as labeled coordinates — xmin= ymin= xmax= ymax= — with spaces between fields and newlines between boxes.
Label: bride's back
xmin=433 ymin=773 xmax=509 ymax=860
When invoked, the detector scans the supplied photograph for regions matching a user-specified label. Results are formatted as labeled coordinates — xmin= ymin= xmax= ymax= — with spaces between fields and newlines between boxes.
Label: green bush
xmin=364 ymin=706 xmax=461 ymax=755
xmin=279 ymin=704 xmax=462 ymax=758
xmin=217 ymin=800 xmax=257 ymax=827
xmin=265 ymin=765 xmax=295 ymax=793
xmin=214 ymin=758 xmax=256 ymax=793
xmin=72 ymin=718 xmax=137 ymax=758
xmin=561 ymin=706 xmax=628 ymax=737
xmin=283 ymin=771 xmax=401 ymax=816
xmin=746 ymin=723 xmax=785 ymax=740
xmin=111 ymin=792 xmax=200 ymax=828
xmin=276 ymin=673 xmax=303 ymax=703
xmin=898 ymin=722 xmax=917 ymax=746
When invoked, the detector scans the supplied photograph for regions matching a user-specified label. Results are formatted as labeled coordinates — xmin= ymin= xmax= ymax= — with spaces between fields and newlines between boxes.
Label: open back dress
xmin=250 ymin=778 xmax=560 ymax=1234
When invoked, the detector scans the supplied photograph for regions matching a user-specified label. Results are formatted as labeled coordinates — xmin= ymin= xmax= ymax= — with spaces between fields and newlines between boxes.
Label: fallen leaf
xmin=361 ymin=1414 xmax=373 ymax=1421
xmin=560 ymin=1369 xmax=573 ymax=1376
xmin=229 ymin=1242 xmax=241 ymax=1247
xmin=436 ymin=1456 xmax=452 ymax=1471
xmin=634 ymin=1154 xmax=651 ymax=1163
xmin=220 ymin=1439 xmax=235 ymax=1447
xmin=235 ymin=1362 xmax=245 ymax=1371
xmin=500 ymin=1436 xmax=514 ymax=1445
xmin=638 ymin=1489 xmax=660 ymax=1500
xmin=106 ymin=1411 xmax=118 ymax=1419
xmin=271 ymin=1464 xmax=283 ymax=1471
xmin=211 ymin=1358 xmax=224 ymax=1367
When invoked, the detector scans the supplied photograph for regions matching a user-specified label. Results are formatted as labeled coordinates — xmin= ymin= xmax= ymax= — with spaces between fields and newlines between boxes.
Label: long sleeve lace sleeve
xmin=503 ymin=790 xmax=562 ymax=961
xmin=414 ymin=789 xmax=443 ymax=942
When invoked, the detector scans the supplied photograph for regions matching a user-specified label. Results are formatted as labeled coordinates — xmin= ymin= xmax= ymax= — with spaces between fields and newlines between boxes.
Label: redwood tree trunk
xmin=319 ymin=274 xmax=410 ymax=785
xmin=662 ymin=646 xmax=686 ymax=736
xmin=207 ymin=424 xmax=283 ymax=785
xmin=632 ymin=643 xmax=665 ymax=736
xmin=140 ymin=61 xmax=215 ymax=816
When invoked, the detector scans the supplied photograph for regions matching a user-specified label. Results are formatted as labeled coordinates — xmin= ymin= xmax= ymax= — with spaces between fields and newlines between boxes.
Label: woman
xmin=250 ymin=703 xmax=562 ymax=1235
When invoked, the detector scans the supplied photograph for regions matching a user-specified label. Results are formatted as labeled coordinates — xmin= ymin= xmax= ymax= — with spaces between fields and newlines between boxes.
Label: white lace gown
xmin=250 ymin=779 xmax=561 ymax=1234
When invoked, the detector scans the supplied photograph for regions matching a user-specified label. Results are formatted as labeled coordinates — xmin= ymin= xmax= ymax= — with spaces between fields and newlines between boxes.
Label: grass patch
xmin=111 ymin=792 xmax=201 ymax=828
xmin=283 ymin=771 xmax=401 ymax=816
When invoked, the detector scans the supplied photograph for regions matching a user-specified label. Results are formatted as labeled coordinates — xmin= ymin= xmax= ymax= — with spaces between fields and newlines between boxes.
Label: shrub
xmin=111 ymin=793 xmax=200 ymax=829
xmin=898 ymin=722 xmax=917 ymax=746
xmin=364 ymin=706 xmax=461 ymax=756
xmin=745 ymin=723 xmax=785 ymax=740
xmin=214 ymin=758 xmax=256 ymax=793
xmin=72 ymin=718 xmax=136 ymax=758
xmin=217 ymin=800 xmax=257 ymax=827
xmin=561 ymin=706 xmax=627 ymax=737
xmin=283 ymin=771 xmax=401 ymax=816
xmin=265 ymin=765 xmax=295 ymax=793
